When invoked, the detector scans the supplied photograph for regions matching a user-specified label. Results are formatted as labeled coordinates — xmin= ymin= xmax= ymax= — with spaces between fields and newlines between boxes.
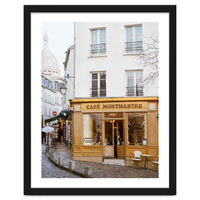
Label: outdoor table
xmin=141 ymin=154 xmax=152 ymax=169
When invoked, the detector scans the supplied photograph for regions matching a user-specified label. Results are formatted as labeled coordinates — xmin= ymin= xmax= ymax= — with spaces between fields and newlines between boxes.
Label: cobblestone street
xmin=42 ymin=144 xmax=158 ymax=178
xmin=42 ymin=151 xmax=80 ymax=178
xmin=73 ymin=160 xmax=158 ymax=178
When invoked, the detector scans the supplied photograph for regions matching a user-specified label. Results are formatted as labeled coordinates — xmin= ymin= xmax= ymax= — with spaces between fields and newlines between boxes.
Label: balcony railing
xmin=125 ymin=41 xmax=143 ymax=53
xmin=90 ymin=88 xmax=106 ymax=97
xmin=90 ymin=43 xmax=106 ymax=55
xmin=126 ymin=86 xmax=143 ymax=96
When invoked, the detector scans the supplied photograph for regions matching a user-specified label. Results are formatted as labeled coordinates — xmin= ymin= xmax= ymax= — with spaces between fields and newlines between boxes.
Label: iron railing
xmin=90 ymin=88 xmax=106 ymax=97
xmin=126 ymin=86 xmax=143 ymax=96
xmin=125 ymin=41 xmax=143 ymax=52
xmin=90 ymin=43 xmax=106 ymax=54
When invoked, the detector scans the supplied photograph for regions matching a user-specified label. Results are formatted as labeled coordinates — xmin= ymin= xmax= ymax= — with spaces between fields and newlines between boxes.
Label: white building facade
xmin=41 ymin=75 xmax=63 ymax=125
xmin=41 ymin=33 xmax=64 ymax=127
xmin=69 ymin=22 xmax=159 ymax=166
xmin=63 ymin=45 xmax=75 ymax=110
xmin=74 ymin=22 xmax=158 ymax=99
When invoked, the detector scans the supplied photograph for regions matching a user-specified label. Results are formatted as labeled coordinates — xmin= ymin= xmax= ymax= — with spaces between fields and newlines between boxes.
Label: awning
xmin=45 ymin=110 xmax=71 ymax=124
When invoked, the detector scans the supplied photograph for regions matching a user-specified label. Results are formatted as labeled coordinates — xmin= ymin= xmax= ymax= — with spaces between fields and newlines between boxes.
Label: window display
xmin=83 ymin=114 xmax=101 ymax=145
xmin=127 ymin=113 xmax=146 ymax=145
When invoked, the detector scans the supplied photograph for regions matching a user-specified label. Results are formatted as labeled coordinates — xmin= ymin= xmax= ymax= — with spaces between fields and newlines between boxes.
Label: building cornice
xmin=70 ymin=96 xmax=159 ymax=104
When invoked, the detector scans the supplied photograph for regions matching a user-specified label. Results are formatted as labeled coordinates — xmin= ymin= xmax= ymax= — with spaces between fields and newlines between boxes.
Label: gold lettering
xmin=82 ymin=102 xmax=146 ymax=111
xmin=86 ymin=105 xmax=90 ymax=109
xmin=103 ymin=105 xmax=107 ymax=109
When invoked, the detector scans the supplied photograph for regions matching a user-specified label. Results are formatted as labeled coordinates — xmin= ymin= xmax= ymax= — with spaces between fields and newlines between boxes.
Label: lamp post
xmin=60 ymin=82 xmax=67 ymax=110
xmin=60 ymin=83 xmax=67 ymax=96
xmin=60 ymin=83 xmax=67 ymax=143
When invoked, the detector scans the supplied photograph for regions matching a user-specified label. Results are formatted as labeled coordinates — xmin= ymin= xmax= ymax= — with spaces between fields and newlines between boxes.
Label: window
xmin=83 ymin=114 xmax=101 ymax=145
xmin=57 ymin=83 xmax=61 ymax=91
xmin=49 ymin=83 xmax=53 ymax=90
xmin=91 ymin=72 xmax=106 ymax=97
xmin=90 ymin=28 xmax=106 ymax=55
xmin=125 ymin=25 xmax=142 ymax=53
xmin=42 ymin=78 xmax=45 ymax=86
xmin=46 ymin=80 xmax=49 ymax=88
xmin=127 ymin=113 xmax=146 ymax=146
xmin=126 ymin=70 xmax=143 ymax=96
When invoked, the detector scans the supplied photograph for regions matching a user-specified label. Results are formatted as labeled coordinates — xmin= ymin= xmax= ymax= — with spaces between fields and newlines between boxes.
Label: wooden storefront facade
xmin=70 ymin=97 xmax=159 ymax=169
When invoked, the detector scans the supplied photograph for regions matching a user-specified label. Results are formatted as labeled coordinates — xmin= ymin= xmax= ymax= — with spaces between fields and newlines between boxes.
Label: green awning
xmin=45 ymin=110 xmax=71 ymax=124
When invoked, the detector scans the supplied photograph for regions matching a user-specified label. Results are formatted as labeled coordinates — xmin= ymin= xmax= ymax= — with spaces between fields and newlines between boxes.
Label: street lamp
xmin=60 ymin=83 xmax=67 ymax=143
xmin=60 ymin=83 xmax=67 ymax=95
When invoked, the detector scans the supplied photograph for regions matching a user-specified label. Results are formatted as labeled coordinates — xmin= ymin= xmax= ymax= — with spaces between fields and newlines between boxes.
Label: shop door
xmin=104 ymin=121 xmax=114 ymax=157
xmin=104 ymin=120 xmax=124 ymax=158
xmin=114 ymin=120 xmax=125 ymax=158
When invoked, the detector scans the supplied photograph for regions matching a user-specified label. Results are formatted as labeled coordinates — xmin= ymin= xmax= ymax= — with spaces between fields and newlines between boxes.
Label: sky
xmin=42 ymin=22 xmax=74 ymax=76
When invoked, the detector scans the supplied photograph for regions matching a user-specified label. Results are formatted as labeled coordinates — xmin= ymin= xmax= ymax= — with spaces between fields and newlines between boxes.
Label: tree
xmin=137 ymin=35 xmax=159 ymax=88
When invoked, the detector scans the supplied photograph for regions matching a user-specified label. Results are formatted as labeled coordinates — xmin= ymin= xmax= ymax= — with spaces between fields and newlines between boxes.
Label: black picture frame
xmin=24 ymin=5 xmax=176 ymax=195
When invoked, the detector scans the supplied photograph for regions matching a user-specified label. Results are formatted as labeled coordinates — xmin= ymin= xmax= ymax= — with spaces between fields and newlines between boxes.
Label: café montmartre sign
xmin=80 ymin=102 xmax=148 ymax=112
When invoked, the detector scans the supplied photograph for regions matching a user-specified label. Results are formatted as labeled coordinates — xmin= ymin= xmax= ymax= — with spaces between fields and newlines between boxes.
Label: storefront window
xmin=127 ymin=113 xmax=146 ymax=145
xmin=83 ymin=114 xmax=101 ymax=145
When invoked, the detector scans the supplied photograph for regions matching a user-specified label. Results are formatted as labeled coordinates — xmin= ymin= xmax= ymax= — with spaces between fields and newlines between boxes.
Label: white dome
xmin=41 ymin=33 xmax=61 ymax=78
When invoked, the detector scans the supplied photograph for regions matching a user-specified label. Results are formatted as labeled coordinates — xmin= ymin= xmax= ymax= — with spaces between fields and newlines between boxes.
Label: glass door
xmin=104 ymin=120 xmax=124 ymax=158
xmin=114 ymin=120 xmax=124 ymax=158
xmin=104 ymin=121 xmax=114 ymax=158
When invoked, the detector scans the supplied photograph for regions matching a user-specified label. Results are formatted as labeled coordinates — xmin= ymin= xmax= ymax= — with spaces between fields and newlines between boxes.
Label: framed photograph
xmin=142 ymin=139 xmax=147 ymax=146
xmin=24 ymin=5 xmax=176 ymax=195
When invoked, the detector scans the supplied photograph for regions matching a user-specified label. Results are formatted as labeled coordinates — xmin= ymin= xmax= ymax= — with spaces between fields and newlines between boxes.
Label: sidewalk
xmin=43 ymin=144 xmax=158 ymax=178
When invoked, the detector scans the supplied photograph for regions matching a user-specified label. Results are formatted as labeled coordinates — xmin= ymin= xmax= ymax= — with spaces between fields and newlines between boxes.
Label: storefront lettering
xmin=85 ymin=103 xmax=143 ymax=110
xmin=86 ymin=104 xmax=100 ymax=109
xmin=103 ymin=103 xmax=142 ymax=109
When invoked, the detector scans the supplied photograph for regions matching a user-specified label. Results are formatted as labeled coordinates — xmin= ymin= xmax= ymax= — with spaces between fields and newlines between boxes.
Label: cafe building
xmin=66 ymin=22 xmax=159 ymax=168
xmin=70 ymin=97 xmax=158 ymax=167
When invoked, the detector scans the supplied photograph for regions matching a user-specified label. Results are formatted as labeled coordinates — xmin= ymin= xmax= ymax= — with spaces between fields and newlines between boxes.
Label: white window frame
xmin=90 ymin=27 xmax=106 ymax=55
xmin=125 ymin=24 xmax=143 ymax=53
xmin=90 ymin=71 xmax=106 ymax=97
xmin=126 ymin=70 xmax=143 ymax=96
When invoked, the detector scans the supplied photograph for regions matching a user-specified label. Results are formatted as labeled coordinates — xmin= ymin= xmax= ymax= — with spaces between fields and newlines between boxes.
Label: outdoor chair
xmin=132 ymin=151 xmax=142 ymax=168
xmin=152 ymin=156 xmax=159 ymax=169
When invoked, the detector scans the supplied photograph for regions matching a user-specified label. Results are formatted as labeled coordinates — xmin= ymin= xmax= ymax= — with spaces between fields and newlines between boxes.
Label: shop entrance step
xmin=103 ymin=159 xmax=125 ymax=166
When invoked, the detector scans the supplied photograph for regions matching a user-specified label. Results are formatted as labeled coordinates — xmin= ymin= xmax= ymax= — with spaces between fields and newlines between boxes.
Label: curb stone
xmin=45 ymin=152 xmax=93 ymax=178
